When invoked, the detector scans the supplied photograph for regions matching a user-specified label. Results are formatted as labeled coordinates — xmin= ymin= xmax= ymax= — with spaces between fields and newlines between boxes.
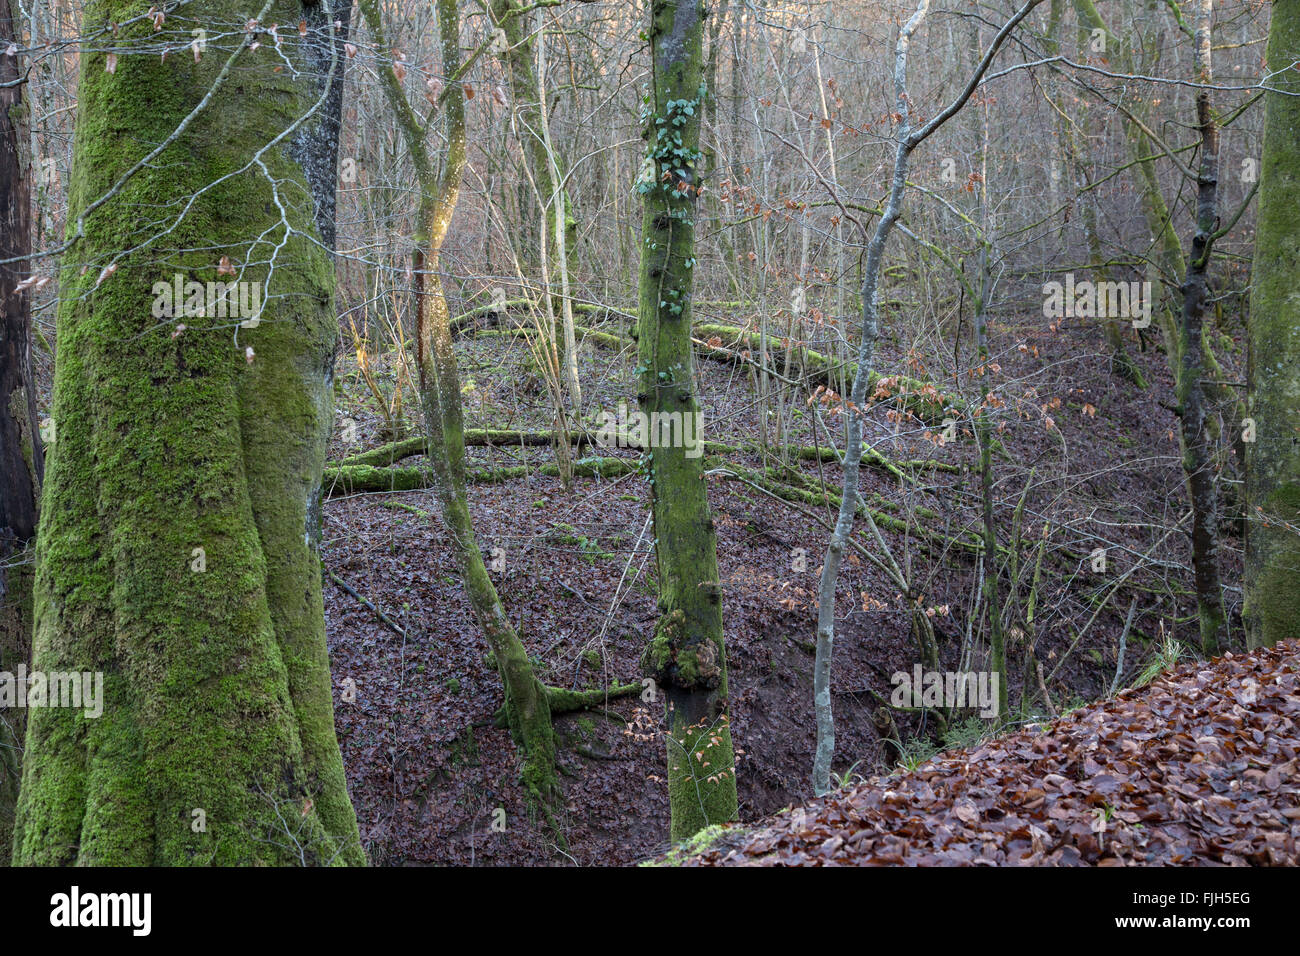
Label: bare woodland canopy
xmin=0 ymin=0 xmax=1296 ymax=867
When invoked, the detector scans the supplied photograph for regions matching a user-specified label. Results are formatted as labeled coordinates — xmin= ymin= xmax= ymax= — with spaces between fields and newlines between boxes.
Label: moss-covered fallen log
xmin=714 ymin=440 xmax=960 ymax=483
xmin=472 ymin=324 xmax=630 ymax=350
xmin=766 ymin=463 xmax=940 ymax=520
xmin=325 ymin=449 xmax=986 ymax=560
xmin=340 ymin=427 xmax=597 ymax=467
xmin=324 ymin=456 xmax=639 ymax=495
xmin=449 ymin=298 xmax=530 ymax=332
xmin=691 ymin=323 xmax=956 ymax=424
xmin=712 ymin=462 xmax=909 ymax=534
xmin=324 ymin=463 xmax=430 ymax=494
xmin=451 ymin=300 xmax=632 ymax=337
xmin=340 ymin=429 xmax=958 ymax=480
xmin=466 ymin=317 xmax=957 ymax=424
xmin=711 ymin=460 xmax=987 ymax=557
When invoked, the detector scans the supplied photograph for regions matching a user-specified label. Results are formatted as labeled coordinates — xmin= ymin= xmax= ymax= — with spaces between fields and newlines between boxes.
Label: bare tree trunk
xmin=491 ymin=0 xmax=579 ymax=387
xmin=812 ymin=0 xmax=1043 ymax=796
xmin=972 ymin=22 xmax=1008 ymax=723
xmin=1046 ymin=0 xmax=1145 ymax=386
xmin=814 ymin=1 xmax=930 ymax=797
xmin=534 ymin=17 xmax=581 ymax=413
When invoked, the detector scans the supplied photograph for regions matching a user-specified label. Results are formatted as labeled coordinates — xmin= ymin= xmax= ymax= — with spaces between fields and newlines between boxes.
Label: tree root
xmin=545 ymin=683 xmax=641 ymax=713
xmin=494 ymin=682 xmax=640 ymax=728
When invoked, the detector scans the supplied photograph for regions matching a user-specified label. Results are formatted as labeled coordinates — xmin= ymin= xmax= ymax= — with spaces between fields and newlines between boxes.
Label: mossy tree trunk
xmin=1176 ymin=0 xmax=1225 ymax=655
xmin=1074 ymin=0 xmax=1232 ymax=654
xmin=971 ymin=40 xmax=1008 ymax=724
xmin=637 ymin=0 xmax=738 ymax=841
xmin=1244 ymin=0 xmax=1300 ymax=649
xmin=13 ymin=0 xmax=364 ymax=865
xmin=360 ymin=0 xmax=558 ymax=799
xmin=0 ymin=0 xmax=43 ymax=859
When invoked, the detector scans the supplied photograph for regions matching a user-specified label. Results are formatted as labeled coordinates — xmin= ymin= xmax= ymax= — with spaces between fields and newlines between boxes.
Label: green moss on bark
xmin=13 ymin=0 xmax=363 ymax=865
xmin=1245 ymin=2 xmax=1300 ymax=649
xmin=651 ymin=822 xmax=737 ymax=865
xmin=638 ymin=0 xmax=738 ymax=842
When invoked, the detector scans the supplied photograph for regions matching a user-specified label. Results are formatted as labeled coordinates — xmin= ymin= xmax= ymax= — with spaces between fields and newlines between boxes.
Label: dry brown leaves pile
xmin=682 ymin=640 xmax=1300 ymax=866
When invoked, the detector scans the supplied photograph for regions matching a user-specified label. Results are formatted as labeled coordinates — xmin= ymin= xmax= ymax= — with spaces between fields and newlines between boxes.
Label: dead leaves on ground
xmin=683 ymin=640 xmax=1299 ymax=866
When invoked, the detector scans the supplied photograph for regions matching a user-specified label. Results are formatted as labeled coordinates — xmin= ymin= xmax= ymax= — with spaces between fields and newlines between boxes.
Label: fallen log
xmin=466 ymin=318 xmax=958 ymax=424
xmin=339 ymin=429 xmax=958 ymax=481
xmin=691 ymin=323 xmax=956 ymax=424
xmin=325 ymin=450 xmax=981 ymax=559
xmin=339 ymin=428 xmax=596 ymax=468
xmin=324 ymin=456 xmax=639 ymax=495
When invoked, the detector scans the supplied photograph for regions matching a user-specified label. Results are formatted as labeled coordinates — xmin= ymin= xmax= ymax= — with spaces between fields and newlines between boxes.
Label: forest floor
xmin=319 ymin=292 xmax=1247 ymax=865
xmin=672 ymin=639 xmax=1299 ymax=866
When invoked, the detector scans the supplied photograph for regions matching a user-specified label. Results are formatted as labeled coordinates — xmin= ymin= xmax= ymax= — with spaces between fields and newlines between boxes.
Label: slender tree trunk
xmin=972 ymin=36 xmax=1008 ymax=723
xmin=638 ymin=0 xmax=738 ymax=841
xmin=1244 ymin=0 xmax=1300 ymax=649
xmin=1071 ymin=1 xmax=1184 ymax=349
xmin=490 ymin=0 xmax=578 ymax=372
xmin=533 ymin=16 xmax=581 ymax=413
xmin=361 ymin=0 xmax=558 ymax=797
xmin=14 ymin=0 xmax=363 ymax=865
xmin=814 ymin=0 xmax=930 ymax=797
xmin=1176 ymin=0 xmax=1225 ymax=655
xmin=1077 ymin=0 xmax=1227 ymax=407
xmin=811 ymin=0 xmax=1043 ymax=795
xmin=0 ymin=0 xmax=43 ymax=858
xmin=1047 ymin=0 xmax=1144 ymax=385
xmin=1075 ymin=0 xmax=1230 ymax=654
xmin=702 ymin=0 xmax=728 ymax=180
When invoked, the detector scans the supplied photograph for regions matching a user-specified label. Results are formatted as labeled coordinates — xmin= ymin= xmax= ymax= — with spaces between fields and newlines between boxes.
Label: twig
xmin=327 ymin=569 xmax=406 ymax=637
xmin=1109 ymin=596 xmax=1138 ymax=696
xmin=1035 ymin=660 xmax=1057 ymax=717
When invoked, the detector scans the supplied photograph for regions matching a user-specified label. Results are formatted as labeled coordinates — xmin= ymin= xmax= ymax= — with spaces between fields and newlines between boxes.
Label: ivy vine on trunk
xmin=637 ymin=0 xmax=738 ymax=842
